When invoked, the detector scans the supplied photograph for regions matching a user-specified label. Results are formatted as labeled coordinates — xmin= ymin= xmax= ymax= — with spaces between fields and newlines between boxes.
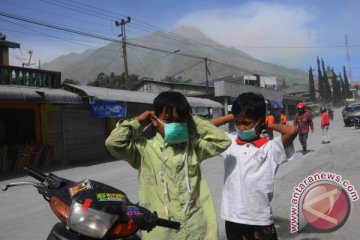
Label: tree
xmin=317 ymin=57 xmax=325 ymax=102
xmin=339 ymin=72 xmax=345 ymax=100
xmin=161 ymin=75 xmax=192 ymax=84
xmin=308 ymin=66 xmax=316 ymax=101
xmin=321 ymin=59 xmax=332 ymax=102
xmin=87 ymin=72 xmax=140 ymax=90
xmin=331 ymin=70 xmax=341 ymax=106
xmin=343 ymin=66 xmax=352 ymax=98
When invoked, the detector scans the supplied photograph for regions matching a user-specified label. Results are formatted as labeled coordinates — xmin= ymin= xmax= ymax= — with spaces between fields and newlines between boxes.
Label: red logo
xmin=300 ymin=183 xmax=351 ymax=231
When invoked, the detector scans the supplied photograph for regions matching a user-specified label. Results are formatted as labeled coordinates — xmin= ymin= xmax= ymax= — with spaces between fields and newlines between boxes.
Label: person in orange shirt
xmin=280 ymin=110 xmax=287 ymax=124
xmin=265 ymin=111 xmax=275 ymax=139
xmin=320 ymin=106 xmax=330 ymax=143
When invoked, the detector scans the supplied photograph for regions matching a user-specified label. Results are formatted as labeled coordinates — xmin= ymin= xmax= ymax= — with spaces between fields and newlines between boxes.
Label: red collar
xmin=236 ymin=137 xmax=269 ymax=148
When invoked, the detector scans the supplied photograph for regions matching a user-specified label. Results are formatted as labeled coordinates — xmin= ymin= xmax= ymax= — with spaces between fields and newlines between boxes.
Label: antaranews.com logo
xmin=290 ymin=172 xmax=358 ymax=233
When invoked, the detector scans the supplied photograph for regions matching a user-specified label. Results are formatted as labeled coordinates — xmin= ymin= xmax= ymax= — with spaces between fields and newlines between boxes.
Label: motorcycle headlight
xmin=67 ymin=200 xmax=118 ymax=239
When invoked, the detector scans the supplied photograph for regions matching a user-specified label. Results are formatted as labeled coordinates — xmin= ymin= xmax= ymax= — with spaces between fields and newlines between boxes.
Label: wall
xmin=47 ymin=106 xmax=108 ymax=165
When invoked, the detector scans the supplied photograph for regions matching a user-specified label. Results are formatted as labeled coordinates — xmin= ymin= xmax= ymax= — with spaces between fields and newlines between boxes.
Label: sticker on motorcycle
xmin=69 ymin=179 xmax=93 ymax=197
xmin=97 ymin=193 xmax=127 ymax=201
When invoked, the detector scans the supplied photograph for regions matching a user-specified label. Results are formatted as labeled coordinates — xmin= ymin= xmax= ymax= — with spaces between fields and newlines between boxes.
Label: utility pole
xmin=204 ymin=58 xmax=210 ymax=96
xmin=115 ymin=16 xmax=131 ymax=89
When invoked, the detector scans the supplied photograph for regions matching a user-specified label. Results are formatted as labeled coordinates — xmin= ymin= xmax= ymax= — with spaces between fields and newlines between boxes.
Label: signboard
xmin=89 ymin=99 xmax=127 ymax=118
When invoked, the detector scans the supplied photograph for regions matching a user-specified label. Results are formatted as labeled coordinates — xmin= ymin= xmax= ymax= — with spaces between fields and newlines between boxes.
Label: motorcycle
xmin=1 ymin=166 xmax=180 ymax=240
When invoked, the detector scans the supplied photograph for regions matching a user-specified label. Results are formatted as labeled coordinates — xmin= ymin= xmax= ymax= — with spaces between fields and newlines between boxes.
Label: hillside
xmin=43 ymin=26 xmax=308 ymax=86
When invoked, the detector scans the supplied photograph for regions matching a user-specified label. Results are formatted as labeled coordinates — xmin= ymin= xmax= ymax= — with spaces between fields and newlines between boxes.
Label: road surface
xmin=0 ymin=108 xmax=359 ymax=239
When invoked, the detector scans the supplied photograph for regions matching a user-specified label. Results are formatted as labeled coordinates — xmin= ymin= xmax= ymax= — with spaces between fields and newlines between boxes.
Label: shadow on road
xmin=295 ymin=149 xmax=316 ymax=155
xmin=274 ymin=216 xmax=321 ymax=240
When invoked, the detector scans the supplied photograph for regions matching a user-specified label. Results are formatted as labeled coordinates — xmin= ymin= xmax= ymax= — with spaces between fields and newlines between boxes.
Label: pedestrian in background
xmin=280 ymin=110 xmax=287 ymax=124
xmin=265 ymin=111 xmax=275 ymax=139
xmin=320 ymin=106 xmax=331 ymax=143
xmin=294 ymin=102 xmax=314 ymax=154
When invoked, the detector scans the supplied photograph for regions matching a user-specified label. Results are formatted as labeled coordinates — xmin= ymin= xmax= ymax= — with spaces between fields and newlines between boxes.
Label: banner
xmin=89 ymin=99 xmax=127 ymax=118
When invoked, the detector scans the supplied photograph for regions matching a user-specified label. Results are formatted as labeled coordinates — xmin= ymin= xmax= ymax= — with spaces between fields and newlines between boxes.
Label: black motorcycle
xmin=1 ymin=166 xmax=180 ymax=240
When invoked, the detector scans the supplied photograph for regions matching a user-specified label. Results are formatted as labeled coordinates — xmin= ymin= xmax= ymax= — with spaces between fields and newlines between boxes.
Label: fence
xmin=0 ymin=143 xmax=55 ymax=173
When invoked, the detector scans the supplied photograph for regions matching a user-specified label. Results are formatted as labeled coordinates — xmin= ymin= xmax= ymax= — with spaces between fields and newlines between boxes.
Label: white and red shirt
xmin=220 ymin=134 xmax=295 ymax=226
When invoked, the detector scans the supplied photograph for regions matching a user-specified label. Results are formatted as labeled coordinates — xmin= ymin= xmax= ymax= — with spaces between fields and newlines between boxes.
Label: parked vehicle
xmin=1 ymin=166 xmax=180 ymax=240
xmin=354 ymin=117 xmax=360 ymax=129
xmin=342 ymin=103 xmax=360 ymax=126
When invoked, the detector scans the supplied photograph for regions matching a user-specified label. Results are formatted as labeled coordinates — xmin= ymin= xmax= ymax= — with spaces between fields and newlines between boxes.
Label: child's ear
xmin=150 ymin=115 xmax=158 ymax=127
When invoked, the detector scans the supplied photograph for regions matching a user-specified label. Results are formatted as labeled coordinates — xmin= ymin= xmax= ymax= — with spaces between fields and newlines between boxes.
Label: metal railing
xmin=0 ymin=65 xmax=61 ymax=88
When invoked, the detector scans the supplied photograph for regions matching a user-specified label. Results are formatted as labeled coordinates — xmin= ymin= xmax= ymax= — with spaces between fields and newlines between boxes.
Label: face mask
xmin=298 ymin=108 xmax=305 ymax=114
xmin=157 ymin=118 xmax=189 ymax=144
xmin=236 ymin=120 xmax=260 ymax=141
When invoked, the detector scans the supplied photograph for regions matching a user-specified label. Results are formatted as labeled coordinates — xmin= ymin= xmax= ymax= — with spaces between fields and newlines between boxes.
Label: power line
xmin=0 ymin=10 xmax=309 ymax=81
xmin=0 ymin=17 xmax=104 ymax=49
xmin=231 ymin=45 xmax=360 ymax=49
xmin=43 ymin=0 xmax=262 ymax=61
xmin=0 ymin=11 xmax=119 ymax=43
xmin=0 ymin=0 xmax=111 ymax=30
xmin=133 ymin=49 xmax=180 ymax=75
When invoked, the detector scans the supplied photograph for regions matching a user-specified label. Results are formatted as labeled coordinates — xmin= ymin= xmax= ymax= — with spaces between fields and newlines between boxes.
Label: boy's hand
xmin=136 ymin=111 xmax=155 ymax=126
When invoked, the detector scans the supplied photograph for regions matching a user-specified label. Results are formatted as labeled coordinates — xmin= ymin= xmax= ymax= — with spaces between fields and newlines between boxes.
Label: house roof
xmin=64 ymin=84 xmax=222 ymax=108
xmin=0 ymin=85 xmax=81 ymax=104
xmin=0 ymin=39 xmax=20 ymax=48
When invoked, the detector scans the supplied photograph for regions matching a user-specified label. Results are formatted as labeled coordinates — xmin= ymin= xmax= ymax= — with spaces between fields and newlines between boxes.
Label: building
xmin=241 ymin=75 xmax=277 ymax=89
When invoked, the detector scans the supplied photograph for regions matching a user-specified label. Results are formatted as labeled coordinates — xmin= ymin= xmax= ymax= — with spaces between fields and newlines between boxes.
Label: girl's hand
xmin=136 ymin=111 xmax=155 ymax=126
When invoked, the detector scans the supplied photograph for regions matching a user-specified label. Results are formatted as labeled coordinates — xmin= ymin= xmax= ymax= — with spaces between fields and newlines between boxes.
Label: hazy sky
xmin=1 ymin=0 xmax=359 ymax=81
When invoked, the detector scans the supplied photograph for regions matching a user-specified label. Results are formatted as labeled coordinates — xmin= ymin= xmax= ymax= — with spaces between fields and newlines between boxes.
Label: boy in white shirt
xmin=211 ymin=92 xmax=298 ymax=240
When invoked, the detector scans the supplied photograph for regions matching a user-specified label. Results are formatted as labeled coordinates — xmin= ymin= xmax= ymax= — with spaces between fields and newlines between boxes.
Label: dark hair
xmin=231 ymin=92 xmax=266 ymax=120
xmin=153 ymin=91 xmax=191 ymax=121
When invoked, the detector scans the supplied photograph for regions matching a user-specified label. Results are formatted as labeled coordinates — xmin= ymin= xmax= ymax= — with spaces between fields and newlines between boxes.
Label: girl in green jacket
xmin=106 ymin=91 xmax=231 ymax=240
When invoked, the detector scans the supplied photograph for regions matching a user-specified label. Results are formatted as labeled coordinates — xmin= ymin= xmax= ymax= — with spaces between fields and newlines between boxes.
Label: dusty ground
xmin=0 ymin=108 xmax=359 ymax=239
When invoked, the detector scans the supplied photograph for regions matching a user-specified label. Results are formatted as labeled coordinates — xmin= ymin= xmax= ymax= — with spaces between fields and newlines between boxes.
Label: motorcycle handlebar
xmin=157 ymin=218 xmax=180 ymax=230
xmin=24 ymin=166 xmax=47 ymax=182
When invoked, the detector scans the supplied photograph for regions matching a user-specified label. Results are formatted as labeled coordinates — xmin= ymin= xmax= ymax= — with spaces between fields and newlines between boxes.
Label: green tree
xmin=321 ymin=59 xmax=332 ymax=102
xmin=343 ymin=66 xmax=352 ymax=98
xmin=331 ymin=70 xmax=341 ymax=106
xmin=339 ymin=72 xmax=346 ymax=100
xmin=317 ymin=57 xmax=325 ymax=102
xmin=308 ymin=66 xmax=316 ymax=101
xmin=87 ymin=72 xmax=140 ymax=90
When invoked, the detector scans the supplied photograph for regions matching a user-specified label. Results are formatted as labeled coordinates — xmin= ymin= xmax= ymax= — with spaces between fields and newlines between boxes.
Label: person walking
xmin=265 ymin=111 xmax=275 ymax=139
xmin=320 ymin=106 xmax=331 ymax=143
xmin=293 ymin=102 xmax=314 ymax=154
xmin=280 ymin=110 xmax=287 ymax=124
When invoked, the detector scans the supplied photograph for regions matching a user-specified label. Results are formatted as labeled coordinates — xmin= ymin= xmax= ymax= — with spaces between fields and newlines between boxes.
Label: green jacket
xmin=105 ymin=115 xmax=231 ymax=240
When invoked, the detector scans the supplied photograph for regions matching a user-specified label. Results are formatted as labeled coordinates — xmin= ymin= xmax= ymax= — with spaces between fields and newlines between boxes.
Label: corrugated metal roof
xmin=0 ymin=85 xmax=82 ymax=104
xmin=65 ymin=84 xmax=222 ymax=108
xmin=0 ymin=39 xmax=20 ymax=48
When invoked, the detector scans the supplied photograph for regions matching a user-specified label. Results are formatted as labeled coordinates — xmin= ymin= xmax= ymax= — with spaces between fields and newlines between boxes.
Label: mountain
xmin=43 ymin=26 xmax=308 ymax=86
